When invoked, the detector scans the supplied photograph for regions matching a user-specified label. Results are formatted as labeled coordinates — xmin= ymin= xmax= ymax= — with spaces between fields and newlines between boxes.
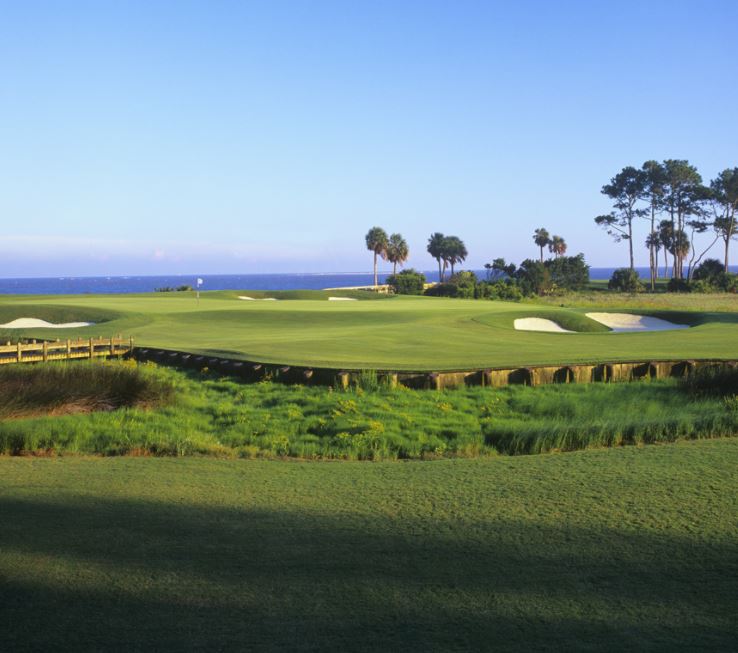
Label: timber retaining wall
xmin=130 ymin=348 xmax=738 ymax=389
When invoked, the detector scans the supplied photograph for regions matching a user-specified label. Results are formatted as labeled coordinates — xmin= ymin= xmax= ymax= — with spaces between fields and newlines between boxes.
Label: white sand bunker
xmin=514 ymin=318 xmax=573 ymax=333
xmin=328 ymin=297 xmax=357 ymax=301
xmin=238 ymin=296 xmax=279 ymax=301
xmin=0 ymin=318 xmax=93 ymax=329
xmin=586 ymin=313 xmax=689 ymax=332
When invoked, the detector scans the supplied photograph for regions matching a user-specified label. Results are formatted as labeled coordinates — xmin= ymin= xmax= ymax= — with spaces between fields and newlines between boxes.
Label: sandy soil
xmin=586 ymin=313 xmax=689 ymax=332
xmin=513 ymin=318 xmax=573 ymax=333
xmin=328 ymin=297 xmax=358 ymax=301
xmin=0 ymin=318 xmax=93 ymax=329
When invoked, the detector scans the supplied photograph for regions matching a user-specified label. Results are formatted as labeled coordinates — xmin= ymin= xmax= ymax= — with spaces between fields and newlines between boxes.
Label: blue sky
xmin=1 ymin=0 xmax=737 ymax=277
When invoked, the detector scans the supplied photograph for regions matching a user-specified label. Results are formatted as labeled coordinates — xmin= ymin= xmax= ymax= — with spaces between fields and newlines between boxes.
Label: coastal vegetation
xmin=595 ymin=160 xmax=737 ymax=288
xmin=1 ymin=361 xmax=736 ymax=459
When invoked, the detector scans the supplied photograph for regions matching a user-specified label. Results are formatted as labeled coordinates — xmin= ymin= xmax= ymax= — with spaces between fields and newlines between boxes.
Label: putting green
xmin=0 ymin=290 xmax=736 ymax=370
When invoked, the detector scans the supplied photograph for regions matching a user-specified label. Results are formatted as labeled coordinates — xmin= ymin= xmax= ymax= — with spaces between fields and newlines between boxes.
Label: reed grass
xmin=1 ymin=362 xmax=735 ymax=458
xmin=0 ymin=360 xmax=173 ymax=421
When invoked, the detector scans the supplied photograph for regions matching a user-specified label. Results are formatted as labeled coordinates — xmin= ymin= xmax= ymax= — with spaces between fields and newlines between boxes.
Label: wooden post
xmin=89 ymin=338 xmax=94 ymax=359
xmin=110 ymin=336 xmax=115 ymax=356
xmin=66 ymin=339 xmax=71 ymax=359
xmin=129 ymin=336 xmax=134 ymax=355
xmin=43 ymin=341 xmax=48 ymax=362
xmin=17 ymin=341 xmax=22 ymax=363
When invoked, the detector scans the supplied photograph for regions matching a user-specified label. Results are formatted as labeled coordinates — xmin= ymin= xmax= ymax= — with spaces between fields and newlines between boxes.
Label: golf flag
xmin=197 ymin=278 xmax=203 ymax=287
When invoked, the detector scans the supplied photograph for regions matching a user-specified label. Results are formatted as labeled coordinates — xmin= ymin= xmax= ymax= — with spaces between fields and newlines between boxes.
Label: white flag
xmin=197 ymin=278 xmax=203 ymax=286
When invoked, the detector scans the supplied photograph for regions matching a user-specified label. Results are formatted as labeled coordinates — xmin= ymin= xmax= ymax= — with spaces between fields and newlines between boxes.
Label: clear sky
xmin=1 ymin=0 xmax=737 ymax=277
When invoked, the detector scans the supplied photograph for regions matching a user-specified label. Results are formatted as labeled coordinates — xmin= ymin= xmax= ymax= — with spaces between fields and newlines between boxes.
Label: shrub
xmin=424 ymin=283 xmax=459 ymax=297
xmin=546 ymin=254 xmax=590 ymax=291
xmin=478 ymin=280 xmax=523 ymax=301
xmin=690 ymin=260 xmax=737 ymax=292
xmin=515 ymin=260 xmax=553 ymax=296
xmin=667 ymin=278 xmax=691 ymax=293
xmin=608 ymin=268 xmax=644 ymax=292
xmin=386 ymin=269 xmax=426 ymax=295
xmin=424 ymin=271 xmax=478 ymax=299
xmin=447 ymin=271 xmax=477 ymax=298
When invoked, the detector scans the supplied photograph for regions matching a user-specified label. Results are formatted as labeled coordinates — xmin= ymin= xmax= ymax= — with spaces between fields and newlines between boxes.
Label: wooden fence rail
xmin=0 ymin=336 xmax=134 ymax=365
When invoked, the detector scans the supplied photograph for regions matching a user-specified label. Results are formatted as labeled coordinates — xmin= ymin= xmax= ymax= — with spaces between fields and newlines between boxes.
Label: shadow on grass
xmin=1 ymin=495 xmax=736 ymax=652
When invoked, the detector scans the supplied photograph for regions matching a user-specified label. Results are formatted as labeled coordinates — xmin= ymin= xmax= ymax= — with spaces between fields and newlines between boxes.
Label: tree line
xmin=595 ymin=160 xmax=738 ymax=289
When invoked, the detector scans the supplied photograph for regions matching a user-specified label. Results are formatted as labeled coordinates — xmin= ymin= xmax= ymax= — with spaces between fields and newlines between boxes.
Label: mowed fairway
xmin=0 ymin=291 xmax=737 ymax=369
xmin=2 ymin=440 xmax=737 ymax=651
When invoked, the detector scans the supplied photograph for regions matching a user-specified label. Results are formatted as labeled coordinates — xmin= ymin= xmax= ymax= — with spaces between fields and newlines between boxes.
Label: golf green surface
xmin=2 ymin=440 xmax=737 ymax=651
xmin=0 ymin=290 xmax=736 ymax=370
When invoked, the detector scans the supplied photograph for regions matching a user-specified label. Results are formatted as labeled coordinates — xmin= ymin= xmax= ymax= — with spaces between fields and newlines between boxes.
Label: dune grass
xmin=0 ymin=361 xmax=173 ymax=422
xmin=2 ymin=440 xmax=737 ymax=651
xmin=2 ymin=362 xmax=736 ymax=459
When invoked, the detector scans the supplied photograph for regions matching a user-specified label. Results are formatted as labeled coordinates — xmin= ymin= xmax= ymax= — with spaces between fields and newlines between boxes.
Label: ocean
xmin=0 ymin=267 xmax=734 ymax=295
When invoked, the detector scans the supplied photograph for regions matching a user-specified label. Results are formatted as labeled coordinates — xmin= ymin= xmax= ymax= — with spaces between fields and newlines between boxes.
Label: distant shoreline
xmin=0 ymin=267 xmax=735 ymax=295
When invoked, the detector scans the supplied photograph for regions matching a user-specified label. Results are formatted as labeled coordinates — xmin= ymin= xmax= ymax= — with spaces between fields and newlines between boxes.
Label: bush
xmin=608 ymin=268 xmax=644 ymax=292
xmin=478 ymin=280 xmax=523 ymax=301
xmin=692 ymin=259 xmax=724 ymax=282
xmin=515 ymin=260 xmax=553 ymax=296
xmin=424 ymin=283 xmax=459 ymax=297
xmin=386 ymin=269 xmax=426 ymax=295
xmin=546 ymin=254 xmax=590 ymax=291
xmin=667 ymin=278 xmax=691 ymax=293
xmin=691 ymin=260 xmax=737 ymax=292
xmin=447 ymin=271 xmax=477 ymax=298
xmin=423 ymin=271 xmax=478 ymax=298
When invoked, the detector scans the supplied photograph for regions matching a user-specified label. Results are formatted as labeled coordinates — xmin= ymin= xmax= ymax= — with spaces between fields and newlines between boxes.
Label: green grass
xmin=2 ymin=362 xmax=736 ymax=459
xmin=0 ymin=290 xmax=736 ymax=370
xmin=1 ymin=441 xmax=737 ymax=651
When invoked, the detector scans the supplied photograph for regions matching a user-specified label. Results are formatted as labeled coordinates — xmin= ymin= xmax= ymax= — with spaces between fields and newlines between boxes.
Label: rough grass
xmin=0 ymin=360 xmax=173 ymax=422
xmin=0 ymin=292 xmax=736 ymax=369
xmin=1 ymin=441 xmax=737 ymax=651
xmin=532 ymin=291 xmax=738 ymax=312
xmin=2 ymin=362 xmax=736 ymax=459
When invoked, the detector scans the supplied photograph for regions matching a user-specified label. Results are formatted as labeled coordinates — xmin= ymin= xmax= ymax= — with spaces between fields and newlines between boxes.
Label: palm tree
xmin=386 ymin=233 xmax=409 ymax=274
xmin=645 ymin=233 xmax=661 ymax=286
xmin=443 ymin=236 xmax=468 ymax=276
xmin=427 ymin=232 xmax=446 ymax=282
xmin=365 ymin=227 xmax=388 ymax=287
xmin=549 ymin=235 xmax=567 ymax=258
xmin=533 ymin=228 xmax=551 ymax=262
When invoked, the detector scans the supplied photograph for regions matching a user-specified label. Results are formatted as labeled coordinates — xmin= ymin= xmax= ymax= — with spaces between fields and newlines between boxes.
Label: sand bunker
xmin=238 ymin=296 xmax=279 ymax=301
xmin=514 ymin=318 xmax=572 ymax=333
xmin=0 ymin=318 xmax=93 ymax=329
xmin=328 ymin=297 xmax=357 ymax=301
xmin=586 ymin=313 xmax=689 ymax=332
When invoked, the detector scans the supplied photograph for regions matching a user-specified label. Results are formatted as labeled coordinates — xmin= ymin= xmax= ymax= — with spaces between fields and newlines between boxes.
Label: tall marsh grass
xmin=0 ymin=361 xmax=735 ymax=459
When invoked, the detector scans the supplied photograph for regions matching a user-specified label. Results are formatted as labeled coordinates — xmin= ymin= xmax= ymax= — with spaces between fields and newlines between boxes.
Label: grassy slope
xmin=0 ymin=291 xmax=736 ymax=369
xmin=1 ymin=442 xmax=737 ymax=652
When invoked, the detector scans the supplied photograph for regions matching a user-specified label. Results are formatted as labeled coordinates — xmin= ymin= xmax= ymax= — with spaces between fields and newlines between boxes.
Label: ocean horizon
xmin=0 ymin=266 xmax=735 ymax=295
